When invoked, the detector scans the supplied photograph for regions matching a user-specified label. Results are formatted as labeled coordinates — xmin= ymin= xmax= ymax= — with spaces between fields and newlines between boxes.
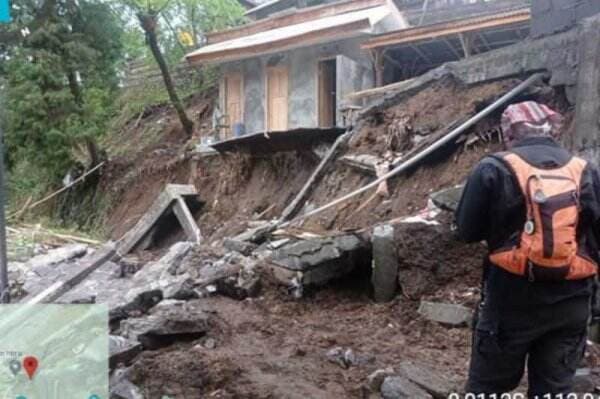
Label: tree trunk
xmin=138 ymin=12 xmax=194 ymax=136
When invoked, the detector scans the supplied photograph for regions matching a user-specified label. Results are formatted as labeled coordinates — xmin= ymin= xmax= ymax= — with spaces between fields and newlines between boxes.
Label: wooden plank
xmin=205 ymin=0 xmax=385 ymax=44
xmin=361 ymin=8 xmax=530 ymax=50
xmin=279 ymin=131 xmax=352 ymax=222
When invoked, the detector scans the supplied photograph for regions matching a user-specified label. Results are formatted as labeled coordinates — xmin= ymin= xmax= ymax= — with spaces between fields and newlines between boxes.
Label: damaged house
xmin=185 ymin=0 xmax=406 ymax=142
xmin=185 ymin=0 xmax=532 ymax=148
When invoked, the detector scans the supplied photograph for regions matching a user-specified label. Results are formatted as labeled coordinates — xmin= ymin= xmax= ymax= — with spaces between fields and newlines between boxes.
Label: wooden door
xmin=318 ymin=60 xmax=336 ymax=128
xmin=267 ymin=66 xmax=288 ymax=131
xmin=224 ymin=73 xmax=243 ymax=137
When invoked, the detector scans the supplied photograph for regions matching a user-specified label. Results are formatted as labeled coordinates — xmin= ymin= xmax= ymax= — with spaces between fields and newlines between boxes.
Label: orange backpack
xmin=489 ymin=152 xmax=597 ymax=281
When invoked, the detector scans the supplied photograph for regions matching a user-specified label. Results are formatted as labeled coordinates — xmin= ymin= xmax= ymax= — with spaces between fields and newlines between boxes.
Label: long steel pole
xmin=280 ymin=72 xmax=545 ymax=228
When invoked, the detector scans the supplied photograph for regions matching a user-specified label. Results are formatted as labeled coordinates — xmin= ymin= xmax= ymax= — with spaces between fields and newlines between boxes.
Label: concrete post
xmin=371 ymin=224 xmax=398 ymax=302
xmin=574 ymin=16 xmax=600 ymax=161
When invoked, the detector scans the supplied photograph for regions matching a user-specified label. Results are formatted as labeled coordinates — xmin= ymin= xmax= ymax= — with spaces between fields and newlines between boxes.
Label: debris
xmin=325 ymin=346 xmax=375 ymax=369
xmin=109 ymin=335 xmax=143 ymax=369
xmin=223 ymin=238 xmax=258 ymax=256
xmin=110 ymin=367 xmax=144 ymax=399
xmin=125 ymin=242 xmax=194 ymax=303
xmin=381 ymin=375 xmax=433 ymax=399
xmin=418 ymin=301 xmax=473 ymax=327
xmin=120 ymin=300 xmax=210 ymax=350
xmin=25 ymin=243 xmax=88 ymax=270
xmin=267 ymin=234 xmax=368 ymax=296
xmin=279 ymin=131 xmax=352 ymax=222
xmin=371 ymin=224 xmax=399 ymax=302
xmin=24 ymin=242 xmax=116 ymax=304
xmin=215 ymin=274 xmax=261 ymax=300
xmin=398 ymin=361 xmax=457 ymax=399
xmin=367 ymin=368 xmax=396 ymax=392
xmin=117 ymin=184 xmax=201 ymax=255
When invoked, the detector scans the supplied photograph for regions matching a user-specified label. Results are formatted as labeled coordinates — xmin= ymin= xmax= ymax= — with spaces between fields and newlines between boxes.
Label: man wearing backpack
xmin=456 ymin=101 xmax=600 ymax=398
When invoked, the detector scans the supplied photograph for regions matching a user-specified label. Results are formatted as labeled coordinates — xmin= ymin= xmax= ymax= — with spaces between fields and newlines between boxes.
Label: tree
xmin=121 ymin=0 xmax=195 ymax=135
xmin=2 ymin=0 xmax=124 ymax=188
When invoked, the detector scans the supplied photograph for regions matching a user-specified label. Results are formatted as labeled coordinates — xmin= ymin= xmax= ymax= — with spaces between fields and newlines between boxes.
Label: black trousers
xmin=466 ymin=295 xmax=590 ymax=398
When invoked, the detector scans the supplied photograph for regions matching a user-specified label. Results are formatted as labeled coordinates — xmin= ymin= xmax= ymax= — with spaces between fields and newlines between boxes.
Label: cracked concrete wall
xmin=219 ymin=38 xmax=374 ymax=134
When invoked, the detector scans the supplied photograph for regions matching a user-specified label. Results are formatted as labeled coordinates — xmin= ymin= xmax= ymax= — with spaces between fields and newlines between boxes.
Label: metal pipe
xmin=280 ymin=72 xmax=545 ymax=228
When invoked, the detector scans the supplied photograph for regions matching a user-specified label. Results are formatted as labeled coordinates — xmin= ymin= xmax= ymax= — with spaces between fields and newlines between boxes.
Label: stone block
xmin=381 ymin=376 xmax=432 ymax=399
xmin=398 ymin=361 xmax=456 ymax=399
xmin=418 ymin=301 xmax=473 ymax=327
xmin=371 ymin=224 xmax=398 ymax=303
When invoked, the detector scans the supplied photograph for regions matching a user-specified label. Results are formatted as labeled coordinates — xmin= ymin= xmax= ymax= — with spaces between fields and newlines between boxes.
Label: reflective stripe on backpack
xmin=489 ymin=152 xmax=597 ymax=281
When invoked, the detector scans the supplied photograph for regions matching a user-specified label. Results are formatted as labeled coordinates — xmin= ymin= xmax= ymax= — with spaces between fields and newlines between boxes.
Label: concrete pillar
xmin=371 ymin=224 xmax=398 ymax=302
xmin=574 ymin=15 xmax=600 ymax=162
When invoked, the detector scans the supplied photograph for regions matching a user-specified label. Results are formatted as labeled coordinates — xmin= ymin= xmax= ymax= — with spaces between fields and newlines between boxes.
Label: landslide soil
xmin=130 ymin=270 xmax=476 ymax=398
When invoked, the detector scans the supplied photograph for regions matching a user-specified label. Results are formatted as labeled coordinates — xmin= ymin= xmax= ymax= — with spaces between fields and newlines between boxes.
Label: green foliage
xmin=2 ymin=0 xmax=124 ymax=210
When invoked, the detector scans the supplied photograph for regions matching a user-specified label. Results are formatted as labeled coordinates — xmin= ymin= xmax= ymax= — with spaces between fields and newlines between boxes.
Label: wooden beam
xmin=205 ymin=0 xmax=385 ymax=44
xmin=458 ymin=32 xmax=472 ymax=58
xmin=362 ymin=8 xmax=530 ymax=50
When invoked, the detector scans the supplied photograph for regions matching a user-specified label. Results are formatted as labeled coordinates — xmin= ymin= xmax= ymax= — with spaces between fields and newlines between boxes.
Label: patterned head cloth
xmin=501 ymin=101 xmax=564 ymax=144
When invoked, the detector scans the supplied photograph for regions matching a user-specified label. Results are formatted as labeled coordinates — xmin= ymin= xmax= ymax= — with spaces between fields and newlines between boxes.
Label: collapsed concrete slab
xmin=26 ymin=243 xmax=88 ymax=269
xmin=117 ymin=184 xmax=201 ymax=255
xmin=109 ymin=335 xmax=143 ymax=369
xmin=23 ymin=242 xmax=117 ymax=304
xmin=119 ymin=300 xmax=210 ymax=350
xmin=124 ymin=242 xmax=194 ymax=302
xmin=110 ymin=367 xmax=144 ymax=399
xmin=266 ymin=234 xmax=369 ymax=296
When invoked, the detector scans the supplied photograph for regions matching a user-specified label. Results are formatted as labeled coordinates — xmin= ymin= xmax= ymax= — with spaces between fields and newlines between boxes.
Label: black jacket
xmin=455 ymin=137 xmax=600 ymax=308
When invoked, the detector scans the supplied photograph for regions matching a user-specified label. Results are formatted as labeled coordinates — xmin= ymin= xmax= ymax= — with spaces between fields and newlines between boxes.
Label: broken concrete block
xmin=117 ymin=184 xmax=200 ymax=255
xmin=381 ymin=376 xmax=433 ymax=399
xmin=223 ymin=238 xmax=258 ymax=256
xmin=26 ymin=243 xmax=88 ymax=270
xmin=418 ymin=301 xmax=473 ymax=327
xmin=367 ymin=368 xmax=395 ymax=392
xmin=325 ymin=346 xmax=375 ymax=369
xmin=125 ymin=242 xmax=193 ymax=302
xmin=109 ymin=290 xmax=164 ymax=325
xmin=398 ymin=361 xmax=456 ymax=399
xmin=270 ymin=234 xmax=365 ymax=271
xmin=216 ymin=274 xmax=261 ymax=300
xmin=110 ymin=367 xmax=144 ymax=399
xmin=109 ymin=335 xmax=142 ymax=369
xmin=120 ymin=300 xmax=210 ymax=350
xmin=371 ymin=224 xmax=398 ymax=302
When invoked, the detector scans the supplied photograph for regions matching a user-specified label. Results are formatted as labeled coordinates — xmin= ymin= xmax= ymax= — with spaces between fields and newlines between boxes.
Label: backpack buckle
xmin=524 ymin=220 xmax=535 ymax=235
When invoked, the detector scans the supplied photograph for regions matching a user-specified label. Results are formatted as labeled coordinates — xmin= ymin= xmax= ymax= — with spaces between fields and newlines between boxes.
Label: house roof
xmin=362 ymin=7 xmax=530 ymax=49
xmin=185 ymin=5 xmax=391 ymax=64
xmin=205 ymin=0 xmax=385 ymax=45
